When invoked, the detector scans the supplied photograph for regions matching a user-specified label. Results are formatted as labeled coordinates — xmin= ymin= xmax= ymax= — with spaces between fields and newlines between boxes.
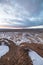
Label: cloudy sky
xmin=0 ymin=0 xmax=43 ymax=27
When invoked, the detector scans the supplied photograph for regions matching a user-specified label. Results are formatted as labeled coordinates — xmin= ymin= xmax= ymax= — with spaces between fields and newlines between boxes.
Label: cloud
xmin=0 ymin=2 xmax=30 ymax=26
xmin=16 ymin=0 xmax=43 ymax=16
xmin=0 ymin=0 xmax=43 ymax=27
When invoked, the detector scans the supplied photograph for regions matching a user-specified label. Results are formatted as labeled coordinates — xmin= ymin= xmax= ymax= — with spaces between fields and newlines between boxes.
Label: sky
xmin=0 ymin=0 xmax=43 ymax=27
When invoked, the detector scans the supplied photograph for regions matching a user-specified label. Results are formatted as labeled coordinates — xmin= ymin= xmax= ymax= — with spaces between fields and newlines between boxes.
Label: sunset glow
xmin=0 ymin=26 xmax=23 ymax=29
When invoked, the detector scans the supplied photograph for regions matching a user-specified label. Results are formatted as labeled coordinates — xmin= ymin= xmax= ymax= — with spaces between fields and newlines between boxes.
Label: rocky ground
xmin=0 ymin=32 xmax=43 ymax=44
xmin=0 ymin=31 xmax=43 ymax=65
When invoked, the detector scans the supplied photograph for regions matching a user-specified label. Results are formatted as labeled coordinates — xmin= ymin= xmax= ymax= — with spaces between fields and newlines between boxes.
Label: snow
xmin=0 ymin=32 xmax=43 ymax=45
xmin=29 ymin=50 xmax=43 ymax=65
xmin=0 ymin=45 xmax=9 ymax=58
xmin=0 ymin=32 xmax=43 ymax=64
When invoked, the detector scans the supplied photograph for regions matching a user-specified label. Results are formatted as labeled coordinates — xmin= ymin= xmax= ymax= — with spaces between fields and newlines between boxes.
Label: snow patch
xmin=0 ymin=45 xmax=9 ymax=58
xmin=29 ymin=50 xmax=43 ymax=65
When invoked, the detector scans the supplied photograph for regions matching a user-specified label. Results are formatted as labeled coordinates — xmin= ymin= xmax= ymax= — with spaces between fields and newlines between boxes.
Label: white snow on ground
xmin=29 ymin=50 xmax=43 ymax=65
xmin=0 ymin=32 xmax=43 ymax=45
xmin=0 ymin=32 xmax=43 ymax=64
xmin=0 ymin=45 xmax=9 ymax=58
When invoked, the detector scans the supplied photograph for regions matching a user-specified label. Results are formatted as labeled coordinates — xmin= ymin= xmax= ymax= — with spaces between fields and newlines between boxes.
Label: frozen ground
xmin=0 ymin=32 xmax=43 ymax=65
xmin=0 ymin=32 xmax=43 ymax=45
